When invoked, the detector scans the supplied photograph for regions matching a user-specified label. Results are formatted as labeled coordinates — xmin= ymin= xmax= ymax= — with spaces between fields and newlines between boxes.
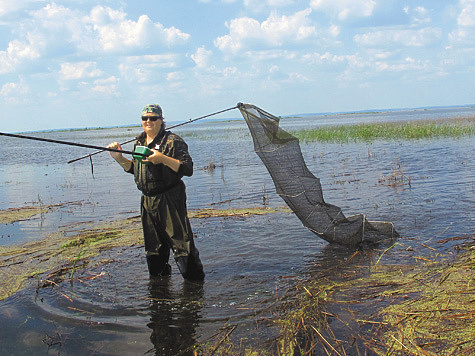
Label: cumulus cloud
xmin=403 ymin=6 xmax=431 ymax=24
xmin=59 ymin=62 xmax=103 ymax=80
xmin=457 ymin=0 xmax=475 ymax=26
xmin=354 ymin=27 xmax=442 ymax=47
xmin=92 ymin=76 xmax=119 ymax=95
xmin=29 ymin=3 xmax=90 ymax=53
xmin=0 ymin=81 xmax=30 ymax=104
xmin=86 ymin=6 xmax=190 ymax=52
xmin=214 ymin=9 xmax=317 ymax=54
xmin=310 ymin=0 xmax=376 ymax=20
xmin=0 ymin=38 xmax=40 ymax=74
xmin=191 ymin=46 xmax=213 ymax=68
xmin=0 ymin=2 xmax=192 ymax=79
xmin=448 ymin=0 xmax=475 ymax=43
xmin=5 ymin=3 xmax=190 ymax=63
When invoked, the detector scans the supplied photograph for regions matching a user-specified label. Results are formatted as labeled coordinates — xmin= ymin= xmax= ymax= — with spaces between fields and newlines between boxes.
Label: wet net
xmin=238 ymin=103 xmax=398 ymax=247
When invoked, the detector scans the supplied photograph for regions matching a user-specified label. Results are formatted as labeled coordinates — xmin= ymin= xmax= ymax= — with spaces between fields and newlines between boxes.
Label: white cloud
xmin=403 ymin=6 xmax=431 ymax=24
xmin=29 ymin=3 xmax=88 ymax=52
xmin=354 ymin=27 xmax=442 ymax=47
xmin=191 ymin=46 xmax=213 ymax=68
xmin=167 ymin=71 xmax=184 ymax=81
xmin=0 ymin=37 xmax=41 ymax=74
xmin=458 ymin=0 xmax=475 ymax=26
xmin=214 ymin=9 xmax=317 ymax=54
xmin=0 ymin=52 xmax=15 ymax=74
xmin=0 ymin=81 xmax=30 ymax=104
xmin=244 ymin=49 xmax=298 ymax=61
xmin=92 ymin=76 xmax=119 ymax=95
xmin=448 ymin=0 xmax=475 ymax=44
xmin=0 ymin=0 xmax=36 ymax=16
xmin=372 ymin=57 xmax=429 ymax=73
xmin=86 ymin=6 xmax=190 ymax=52
xmin=7 ymin=40 xmax=38 ymax=60
xmin=11 ymin=4 xmax=191 ymax=59
xmin=243 ymin=0 xmax=294 ymax=12
xmin=310 ymin=0 xmax=376 ymax=20
xmin=334 ymin=53 xmax=432 ymax=83
xmin=59 ymin=62 xmax=103 ymax=80
xmin=0 ymin=3 xmax=193 ymax=77
xmin=118 ymin=54 xmax=178 ymax=83
xmin=302 ymin=51 xmax=350 ymax=65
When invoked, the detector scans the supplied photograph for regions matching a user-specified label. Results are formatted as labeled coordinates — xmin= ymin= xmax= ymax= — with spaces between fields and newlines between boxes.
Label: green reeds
xmin=292 ymin=117 xmax=475 ymax=142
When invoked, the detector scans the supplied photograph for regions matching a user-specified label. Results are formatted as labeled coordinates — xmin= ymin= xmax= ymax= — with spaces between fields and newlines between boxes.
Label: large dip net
xmin=238 ymin=103 xmax=398 ymax=247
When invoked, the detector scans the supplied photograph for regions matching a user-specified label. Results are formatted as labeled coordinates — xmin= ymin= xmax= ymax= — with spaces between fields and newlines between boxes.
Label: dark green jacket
xmin=126 ymin=127 xmax=193 ymax=196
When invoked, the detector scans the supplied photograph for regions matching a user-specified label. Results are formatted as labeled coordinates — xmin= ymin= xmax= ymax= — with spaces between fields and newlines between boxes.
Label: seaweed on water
xmin=271 ymin=234 xmax=475 ymax=356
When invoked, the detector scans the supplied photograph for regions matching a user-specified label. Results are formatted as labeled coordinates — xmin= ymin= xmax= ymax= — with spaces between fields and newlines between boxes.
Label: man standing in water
xmin=107 ymin=104 xmax=205 ymax=281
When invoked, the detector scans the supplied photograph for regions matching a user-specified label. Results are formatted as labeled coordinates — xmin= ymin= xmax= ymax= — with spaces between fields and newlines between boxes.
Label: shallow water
xmin=0 ymin=107 xmax=474 ymax=354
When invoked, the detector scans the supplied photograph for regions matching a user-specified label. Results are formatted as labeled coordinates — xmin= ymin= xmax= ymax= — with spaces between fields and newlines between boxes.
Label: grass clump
xmin=0 ymin=206 xmax=50 ymax=224
xmin=272 ymin=236 xmax=475 ymax=355
xmin=292 ymin=117 xmax=475 ymax=142
xmin=375 ymin=242 xmax=475 ymax=355
xmin=60 ymin=231 xmax=119 ymax=249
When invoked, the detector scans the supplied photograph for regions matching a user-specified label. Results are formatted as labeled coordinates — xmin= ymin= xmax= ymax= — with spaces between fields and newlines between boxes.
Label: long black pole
xmin=67 ymin=137 xmax=137 ymax=164
xmin=66 ymin=105 xmax=239 ymax=164
xmin=0 ymin=131 xmax=148 ymax=157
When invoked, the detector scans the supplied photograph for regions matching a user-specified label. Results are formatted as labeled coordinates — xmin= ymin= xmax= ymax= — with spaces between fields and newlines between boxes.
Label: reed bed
xmin=292 ymin=117 xmax=475 ymax=142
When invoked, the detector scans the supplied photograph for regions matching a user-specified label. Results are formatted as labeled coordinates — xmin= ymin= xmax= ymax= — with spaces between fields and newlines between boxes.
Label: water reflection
xmin=147 ymin=278 xmax=204 ymax=355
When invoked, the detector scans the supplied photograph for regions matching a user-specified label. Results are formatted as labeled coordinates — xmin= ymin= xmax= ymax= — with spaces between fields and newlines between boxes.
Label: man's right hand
xmin=107 ymin=142 xmax=123 ymax=160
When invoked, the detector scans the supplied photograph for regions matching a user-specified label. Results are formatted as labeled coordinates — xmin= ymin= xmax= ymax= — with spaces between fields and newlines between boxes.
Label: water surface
xmin=0 ymin=107 xmax=474 ymax=354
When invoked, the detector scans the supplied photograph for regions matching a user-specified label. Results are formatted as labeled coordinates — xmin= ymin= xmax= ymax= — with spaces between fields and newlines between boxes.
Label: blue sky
xmin=1 ymin=0 xmax=474 ymax=132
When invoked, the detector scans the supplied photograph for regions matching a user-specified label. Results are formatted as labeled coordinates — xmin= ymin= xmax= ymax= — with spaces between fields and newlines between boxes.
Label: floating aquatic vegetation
xmin=0 ymin=205 xmax=291 ymax=301
xmin=0 ymin=206 xmax=50 ymax=225
xmin=271 ymin=235 xmax=475 ymax=355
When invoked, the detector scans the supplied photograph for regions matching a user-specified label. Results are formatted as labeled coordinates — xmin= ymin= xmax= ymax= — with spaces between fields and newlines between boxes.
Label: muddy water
xmin=0 ymin=107 xmax=474 ymax=354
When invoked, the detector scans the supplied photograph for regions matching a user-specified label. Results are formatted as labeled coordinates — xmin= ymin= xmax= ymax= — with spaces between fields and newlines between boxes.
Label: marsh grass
xmin=0 ymin=206 xmax=50 ymax=224
xmin=379 ymin=157 xmax=411 ymax=187
xmin=0 ymin=205 xmax=291 ymax=300
xmin=292 ymin=117 xmax=475 ymax=142
xmin=271 ymin=236 xmax=475 ymax=356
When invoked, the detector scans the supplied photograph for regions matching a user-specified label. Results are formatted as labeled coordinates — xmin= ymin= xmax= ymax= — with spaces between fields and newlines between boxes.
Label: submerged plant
xmin=379 ymin=157 xmax=412 ymax=187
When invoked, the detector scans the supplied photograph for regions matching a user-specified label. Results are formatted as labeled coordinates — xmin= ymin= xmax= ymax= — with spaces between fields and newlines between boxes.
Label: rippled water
xmin=0 ymin=106 xmax=474 ymax=354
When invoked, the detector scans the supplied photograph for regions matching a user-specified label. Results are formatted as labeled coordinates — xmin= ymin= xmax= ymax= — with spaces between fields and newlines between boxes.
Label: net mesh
xmin=238 ymin=103 xmax=398 ymax=247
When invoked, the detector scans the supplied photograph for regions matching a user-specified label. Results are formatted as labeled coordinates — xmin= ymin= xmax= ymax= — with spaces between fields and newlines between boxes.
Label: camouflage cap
xmin=142 ymin=104 xmax=162 ymax=117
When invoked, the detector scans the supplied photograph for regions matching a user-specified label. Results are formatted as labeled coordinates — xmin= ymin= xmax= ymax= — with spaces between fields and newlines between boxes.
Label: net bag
xmin=238 ymin=103 xmax=398 ymax=247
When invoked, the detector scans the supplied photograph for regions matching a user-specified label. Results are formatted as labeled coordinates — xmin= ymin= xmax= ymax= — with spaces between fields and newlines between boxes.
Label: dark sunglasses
xmin=141 ymin=116 xmax=162 ymax=122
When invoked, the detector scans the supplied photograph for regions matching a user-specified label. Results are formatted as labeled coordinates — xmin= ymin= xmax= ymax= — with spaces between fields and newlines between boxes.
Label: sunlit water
xmin=0 ymin=106 xmax=474 ymax=354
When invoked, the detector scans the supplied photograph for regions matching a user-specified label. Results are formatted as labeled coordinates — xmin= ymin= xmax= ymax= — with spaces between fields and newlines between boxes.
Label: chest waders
xmin=141 ymin=182 xmax=204 ymax=280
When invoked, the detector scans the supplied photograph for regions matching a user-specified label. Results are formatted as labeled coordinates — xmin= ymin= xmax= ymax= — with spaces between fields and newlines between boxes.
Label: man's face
xmin=141 ymin=113 xmax=162 ymax=137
